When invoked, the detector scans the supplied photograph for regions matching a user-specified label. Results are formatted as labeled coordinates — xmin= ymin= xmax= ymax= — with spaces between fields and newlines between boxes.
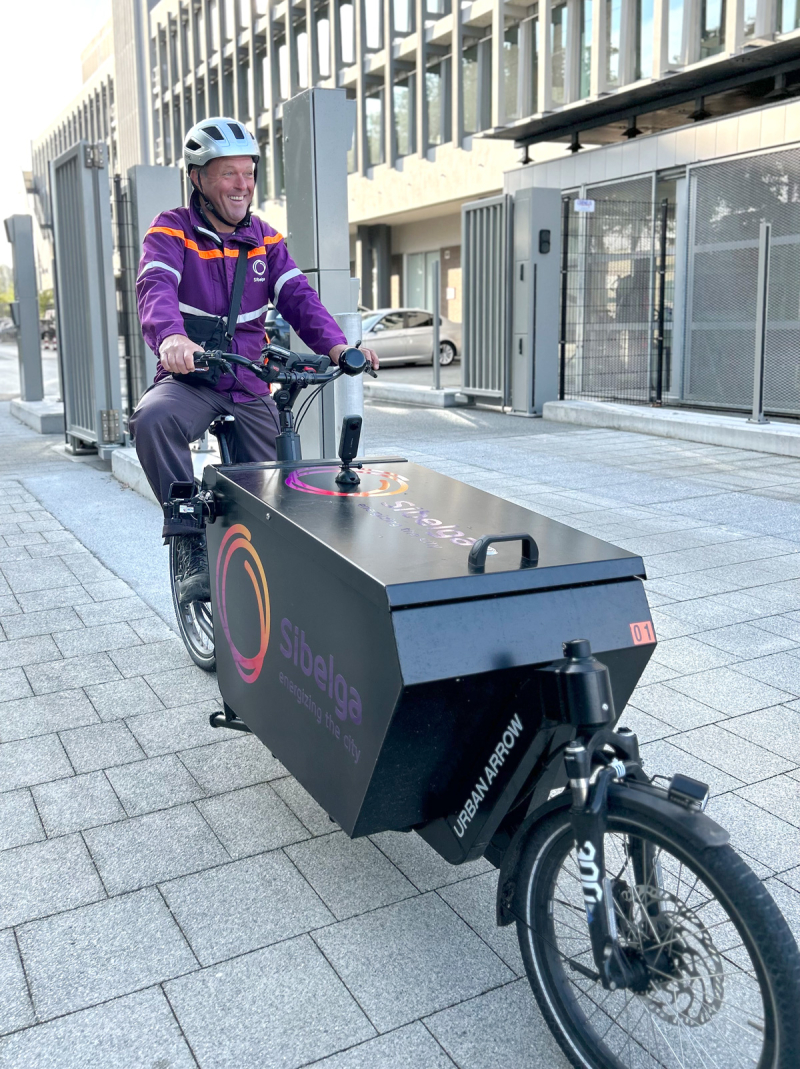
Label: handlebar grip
xmin=468 ymin=533 xmax=539 ymax=573
xmin=338 ymin=347 xmax=368 ymax=376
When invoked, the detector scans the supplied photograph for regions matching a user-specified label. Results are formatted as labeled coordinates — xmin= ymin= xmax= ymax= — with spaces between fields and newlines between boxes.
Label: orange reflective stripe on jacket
xmin=146 ymin=226 xmax=281 ymax=260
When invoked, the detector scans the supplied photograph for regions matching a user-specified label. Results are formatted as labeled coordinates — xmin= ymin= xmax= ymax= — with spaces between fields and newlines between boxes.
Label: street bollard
xmin=748 ymin=221 xmax=771 ymax=425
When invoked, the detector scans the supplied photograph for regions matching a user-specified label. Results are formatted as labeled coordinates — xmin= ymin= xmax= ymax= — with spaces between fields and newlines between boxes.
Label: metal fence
xmin=559 ymin=198 xmax=676 ymax=405
xmin=685 ymin=147 xmax=800 ymax=418
xmin=462 ymin=194 xmax=513 ymax=402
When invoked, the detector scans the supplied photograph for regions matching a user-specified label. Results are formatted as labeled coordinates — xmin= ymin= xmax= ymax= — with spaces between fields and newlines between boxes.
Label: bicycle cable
xmin=294 ymin=382 xmax=326 ymax=431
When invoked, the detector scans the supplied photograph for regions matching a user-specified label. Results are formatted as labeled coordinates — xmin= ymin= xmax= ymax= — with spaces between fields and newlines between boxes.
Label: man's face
xmin=196 ymin=156 xmax=255 ymax=225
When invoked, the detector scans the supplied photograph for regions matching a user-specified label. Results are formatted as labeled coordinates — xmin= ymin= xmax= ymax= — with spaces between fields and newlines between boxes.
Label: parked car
xmin=265 ymin=307 xmax=291 ymax=349
xmin=361 ymin=308 xmax=461 ymax=366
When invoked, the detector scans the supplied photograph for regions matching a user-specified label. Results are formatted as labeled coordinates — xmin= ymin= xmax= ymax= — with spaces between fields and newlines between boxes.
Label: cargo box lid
xmin=207 ymin=460 xmax=645 ymax=609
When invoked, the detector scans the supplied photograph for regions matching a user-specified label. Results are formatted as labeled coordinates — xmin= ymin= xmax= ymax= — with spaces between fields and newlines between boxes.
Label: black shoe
xmin=174 ymin=533 xmax=211 ymax=604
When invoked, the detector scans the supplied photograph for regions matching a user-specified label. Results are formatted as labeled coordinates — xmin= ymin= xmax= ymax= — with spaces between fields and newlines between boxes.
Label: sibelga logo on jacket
xmin=252 ymin=259 xmax=267 ymax=280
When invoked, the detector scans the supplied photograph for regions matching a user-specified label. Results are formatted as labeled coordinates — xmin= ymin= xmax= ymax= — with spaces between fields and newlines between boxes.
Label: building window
xmin=225 ymin=0 xmax=237 ymax=39
xmin=700 ymin=0 xmax=725 ymax=58
xmin=781 ymin=0 xmax=800 ymax=30
xmin=526 ymin=17 xmax=539 ymax=113
xmin=551 ymin=3 xmax=568 ymax=105
xmin=275 ymin=124 xmax=286 ymax=193
xmin=580 ymin=0 xmax=591 ymax=98
xmin=427 ymin=60 xmax=449 ymax=146
xmin=278 ymin=41 xmax=289 ymax=99
xmin=298 ymin=27 xmax=310 ymax=88
xmin=254 ymin=0 xmax=268 ymax=14
xmin=195 ymin=4 xmax=205 ymax=58
xmin=317 ymin=11 xmax=331 ymax=76
xmin=170 ymin=29 xmax=179 ymax=82
xmin=258 ymin=138 xmax=270 ymax=204
xmin=181 ymin=19 xmax=190 ymax=69
xmin=209 ymin=0 xmax=220 ymax=52
xmin=668 ymin=0 xmax=684 ymax=64
xmin=366 ymin=90 xmax=384 ymax=165
xmin=406 ymin=251 xmax=440 ymax=312
xmin=426 ymin=0 xmax=445 ymax=16
xmin=606 ymin=0 xmax=621 ymax=86
xmin=504 ymin=25 xmax=521 ymax=122
xmin=635 ymin=0 xmax=653 ymax=79
xmin=463 ymin=39 xmax=491 ymax=134
xmin=366 ymin=0 xmax=382 ymax=49
xmin=340 ymin=2 xmax=355 ymax=63
xmin=394 ymin=76 xmax=413 ymax=156
xmin=394 ymin=0 xmax=412 ymax=34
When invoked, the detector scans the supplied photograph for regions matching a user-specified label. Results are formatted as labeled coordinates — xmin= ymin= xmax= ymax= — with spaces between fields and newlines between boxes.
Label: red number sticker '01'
xmin=630 ymin=621 xmax=656 ymax=646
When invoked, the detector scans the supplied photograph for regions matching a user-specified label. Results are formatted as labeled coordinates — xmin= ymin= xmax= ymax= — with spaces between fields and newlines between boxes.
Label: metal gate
xmin=559 ymin=196 xmax=675 ymax=404
xmin=685 ymin=147 xmax=800 ymax=417
xmin=462 ymin=194 xmax=513 ymax=402
xmin=50 ymin=141 xmax=123 ymax=455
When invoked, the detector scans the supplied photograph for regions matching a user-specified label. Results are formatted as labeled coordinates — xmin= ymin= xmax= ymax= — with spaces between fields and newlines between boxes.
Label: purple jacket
xmin=136 ymin=194 xmax=347 ymax=401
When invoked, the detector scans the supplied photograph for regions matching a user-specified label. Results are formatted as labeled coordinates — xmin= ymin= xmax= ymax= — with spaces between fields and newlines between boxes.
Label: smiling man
xmin=132 ymin=117 xmax=376 ymax=603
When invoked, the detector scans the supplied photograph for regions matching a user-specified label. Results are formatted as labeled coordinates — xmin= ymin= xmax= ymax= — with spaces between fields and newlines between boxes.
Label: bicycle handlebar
xmin=192 ymin=344 xmax=373 ymax=387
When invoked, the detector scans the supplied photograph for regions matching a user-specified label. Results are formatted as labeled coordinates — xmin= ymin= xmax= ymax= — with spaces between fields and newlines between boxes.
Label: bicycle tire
xmin=169 ymin=535 xmax=216 ymax=672
xmin=515 ymin=797 xmax=800 ymax=1069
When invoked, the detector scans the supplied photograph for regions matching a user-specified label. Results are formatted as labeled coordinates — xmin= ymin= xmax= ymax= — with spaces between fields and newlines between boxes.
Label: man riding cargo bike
xmin=132 ymin=116 xmax=377 ymax=607
xmin=134 ymin=119 xmax=800 ymax=1069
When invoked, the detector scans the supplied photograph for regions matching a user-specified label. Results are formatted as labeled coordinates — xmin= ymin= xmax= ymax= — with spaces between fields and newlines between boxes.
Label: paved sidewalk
xmin=1 ymin=398 xmax=799 ymax=1068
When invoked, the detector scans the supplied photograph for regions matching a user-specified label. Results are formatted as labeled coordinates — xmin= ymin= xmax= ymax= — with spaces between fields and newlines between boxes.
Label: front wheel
xmin=438 ymin=341 xmax=456 ymax=366
xmin=515 ymin=796 xmax=800 ymax=1069
xmin=169 ymin=535 xmax=216 ymax=671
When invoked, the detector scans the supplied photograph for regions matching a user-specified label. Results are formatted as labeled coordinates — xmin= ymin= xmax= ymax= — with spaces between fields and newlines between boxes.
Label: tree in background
xmin=0 ymin=265 xmax=13 ymax=319
xmin=39 ymin=289 xmax=54 ymax=316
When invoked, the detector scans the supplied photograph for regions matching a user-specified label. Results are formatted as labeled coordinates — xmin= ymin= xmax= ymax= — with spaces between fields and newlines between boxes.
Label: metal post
xmin=654 ymin=198 xmax=669 ymax=405
xmin=3 ymin=215 xmax=44 ymax=402
xmin=334 ymin=312 xmax=364 ymax=451
xmin=749 ymin=221 xmax=771 ymax=425
xmin=559 ymin=198 xmax=569 ymax=400
xmin=432 ymin=259 xmax=441 ymax=390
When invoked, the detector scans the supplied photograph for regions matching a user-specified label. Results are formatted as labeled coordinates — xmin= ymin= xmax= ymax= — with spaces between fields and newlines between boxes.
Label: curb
xmin=10 ymin=397 xmax=65 ymax=435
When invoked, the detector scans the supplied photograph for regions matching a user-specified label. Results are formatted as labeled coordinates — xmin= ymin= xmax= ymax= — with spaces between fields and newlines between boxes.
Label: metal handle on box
xmin=468 ymin=533 xmax=539 ymax=572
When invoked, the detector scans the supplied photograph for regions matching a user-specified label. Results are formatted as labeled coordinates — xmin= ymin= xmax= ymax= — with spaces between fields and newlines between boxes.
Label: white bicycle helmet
xmin=184 ymin=117 xmax=259 ymax=171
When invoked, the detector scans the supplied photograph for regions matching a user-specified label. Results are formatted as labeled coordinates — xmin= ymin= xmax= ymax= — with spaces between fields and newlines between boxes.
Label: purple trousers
xmin=130 ymin=377 xmax=279 ymax=537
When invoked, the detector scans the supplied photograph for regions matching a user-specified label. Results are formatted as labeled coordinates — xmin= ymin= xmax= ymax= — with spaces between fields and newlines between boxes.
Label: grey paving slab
xmin=286 ymin=831 xmax=417 ymax=920
xmin=706 ymin=793 xmax=800 ymax=870
xmin=673 ymin=724 xmax=795 ymax=782
xmin=52 ymin=622 xmax=142 ymax=658
xmin=425 ymin=979 xmax=569 ymax=1069
xmin=0 ymin=834 xmax=105 ymax=929
xmin=640 ymin=738 xmax=745 ymax=794
xmin=179 ymin=736 xmax=285 ymax=793
xmin=733 ymin=652 xmax=800 ymax=696
xmin=313 ymin=893 xmax=513 ymax=1033
xmin=17 ymin=888 xmax=197 ymax=1019
xmin=0 ymin=606 xmax=84 ymax=640
xmin=437 ymin=871 xmax=523 ymax=975
xmin=0 ymin=546 xmax=35 ymax=564
xmin=370 ymin=831 xmax=493 ymax=892
xmin=84 ymin=803 xmax=229 ymax=894
xmin=616 ymin=705 xmax=675 ymax=743
xmin=108 ymin=638 xmax=193 ymax=678
xmin=629 ymin=682 xmax=722 ymax=730
xmin=0 ymin=987 xmax=197 ymax=1069
xmin=25 ymin=652 xmax=123 ymax=696
xmin=0 ymin=789 xmax=44 ymax=851
xmin=165 ymin=935 xmax=375 ymax=1069
xmin=0 ymin=689 xmax=99 ymax=743
xmin=82 ymin=579 xmax=134 ymax=602
xmin=778 ymin=865 xmax=800 ymax=892
xmin=84 ymin=675 xmax=163 ymax=721
xmin=0 ymin=930 xmax=34 ymax=1037
xmin=13 ymin=586 xmax=93 ymax=613
xmin=697 ymin=622 xmax=800 ymax=658
xmin=125 ymin=700 xmax=221 ymax=755
xmin=106 ymin=754 xmax=206 ymax=816
xmin=647 ymin=609 xmax=699 ymax=640
xmin=0 ymin=596 xmax=21 ymax=618
xmin=0 ymin=667 xmax=32 ymax=701
xmin=63 ymin=554 xmax=117 ymax=585
xmin=664 ymin=667 xmax=792 ymax=715
xmin=59 ymin=721 xmax=145 ymax=773
xmin=129 ymin=614 xmax=178 ymax=643
xmin=26 ymin=537 xmax=88 ymax=560
xmin=272 ymin=776 xmax=337 ymax=836
xmin=32 ymin=771 xmax=125 ymax=836
xmin=143 ymin=665 xmax=222 ymax=706
xmin=634 ymin=658 xmax=680 ymax=686
xmin=651 ymin=636 xmax=737 ymax=673
xmin=74 ymin=596 xmax=155 ymax=627
xmin=737 ymin=775 xmax=800 ymax=828
xmin=752 ymin=614 xmax=800 ymax=643
xmin=161 ymin=851 xmax=334 ymax=965
xmin=309 ymin=1023 xmax=456 ymax=1069
xmin=0 ymin=558 xmax=79 ymax=594
xmin=0 ymin=735 xmax=72 ymax=792
xmin=722 ymin=705 xmax=800 ymax=764
xmin=197 ymin=783 xmax=308 ymax=857
xmin=0 ymin=635 xmax=60 ymax=672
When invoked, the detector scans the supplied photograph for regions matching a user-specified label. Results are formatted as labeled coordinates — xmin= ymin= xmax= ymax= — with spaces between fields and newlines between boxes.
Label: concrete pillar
xmin=3 ymin=215 xmax=44 ymax=403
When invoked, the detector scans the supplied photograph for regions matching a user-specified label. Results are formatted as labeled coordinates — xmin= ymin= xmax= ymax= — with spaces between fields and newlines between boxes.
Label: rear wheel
xmin=438 ymin=341 xmax=456 ymax=366
xmin=169 ymin=534 xmax=216 ymax=671
xmin=515 ymin=798 xmax=800 ymax=1069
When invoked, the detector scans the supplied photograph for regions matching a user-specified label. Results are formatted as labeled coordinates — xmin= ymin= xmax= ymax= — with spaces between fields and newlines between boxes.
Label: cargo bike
xmin=166 ymin=344 xmax=800 ymax=1069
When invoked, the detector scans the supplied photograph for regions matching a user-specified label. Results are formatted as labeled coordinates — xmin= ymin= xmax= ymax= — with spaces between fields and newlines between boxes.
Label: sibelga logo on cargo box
xmin=215 ymin=524 xmax=271 ymax=684
xmin=285 ymin=466 xmax=408 ymax=498
xmin=279 ymin=619 xmax=362 ymax=724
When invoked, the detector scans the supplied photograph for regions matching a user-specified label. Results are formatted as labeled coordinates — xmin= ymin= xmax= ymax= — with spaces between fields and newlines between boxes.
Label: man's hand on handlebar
xmin=330 ymin=343 xmax=379 ymax=372
xmin=159 ymin=334 xmax=205 ymax=376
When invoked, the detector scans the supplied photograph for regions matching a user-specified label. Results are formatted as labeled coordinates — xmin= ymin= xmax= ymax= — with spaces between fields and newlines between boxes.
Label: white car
xmin=361 ymin=308 xmax=461 ymax=366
